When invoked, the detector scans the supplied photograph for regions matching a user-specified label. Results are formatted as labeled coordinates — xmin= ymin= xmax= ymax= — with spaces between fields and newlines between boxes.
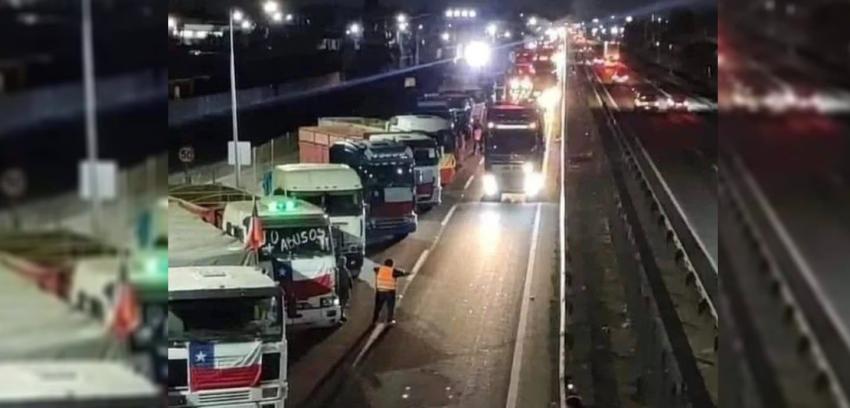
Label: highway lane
xmin=318 ymin=103 xmax=563 ymax=408
xmin=590 ymin=66 xmax=719 ymax=272
xmin=718 ymin=23 xmax=850 ymax=405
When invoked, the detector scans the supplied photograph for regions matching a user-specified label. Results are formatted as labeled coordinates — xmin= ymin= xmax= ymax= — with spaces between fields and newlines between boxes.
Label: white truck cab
xmin=222 ymin=198 xmax=342 ymax=329
xmin=0 ymin=361 xmax=159 ymax=408
xmin=367 ymin=132 xmax=442 ymax=209
xmin=168 ymin=266 xmax=287 ymax=408
xmin=263 ymin=163 xmax=365 ymax=276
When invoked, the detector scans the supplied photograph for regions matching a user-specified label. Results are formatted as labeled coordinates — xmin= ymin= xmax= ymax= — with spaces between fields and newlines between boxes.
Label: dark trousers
xmin=373 ymin=290 xmax=397 ymax=322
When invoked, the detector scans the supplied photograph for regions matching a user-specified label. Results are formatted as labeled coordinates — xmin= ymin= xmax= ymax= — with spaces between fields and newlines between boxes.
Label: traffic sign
xmin=178 ymin=146 xmax=195 ymax=163
xmin=0 ymin=167 xmax=26 ymax=198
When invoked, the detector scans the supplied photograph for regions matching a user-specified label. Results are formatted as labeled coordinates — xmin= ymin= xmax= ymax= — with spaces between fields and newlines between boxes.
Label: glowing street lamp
xmin=441 ymin=31 xmax=450 ymax=42
xmin=397 ymin=13 xmax=407 ymax=24
xmin=486 ymin=23 xmax=497 ymax=37
xmin=240 ymin=20 xmax=252 ymax=30
xmin=232 ymin=9 xmax=244 ymax=22
xmin=349 ymin=22 xmax=362 ymax=36
xmin=272 ymin=11 xmax=283 ymax=22
xmin=625 ymin=16 xmax=633 ymax=23
xmin=262 ymin=1 xmax=279 ymax=15
xmin=528 ymin=16 xmax=538 ymax=26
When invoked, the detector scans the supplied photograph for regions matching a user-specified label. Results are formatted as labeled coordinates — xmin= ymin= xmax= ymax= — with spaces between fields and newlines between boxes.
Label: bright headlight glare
xmin=522 ymin=162 xmax=534 ymax=174
xmin=464 ymin=41 xmax=492 ymax=68
xmin=538 ymin=87 xmax=561 ymax=109
xmin=524 ymin=173 xmax=543 ymax=196
xmin=483 ymin=174 xmax=499 ymax=196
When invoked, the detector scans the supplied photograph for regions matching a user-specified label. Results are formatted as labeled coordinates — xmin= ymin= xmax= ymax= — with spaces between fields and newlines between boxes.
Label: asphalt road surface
xmin=319 ymin=103 xmax=563 ymax=408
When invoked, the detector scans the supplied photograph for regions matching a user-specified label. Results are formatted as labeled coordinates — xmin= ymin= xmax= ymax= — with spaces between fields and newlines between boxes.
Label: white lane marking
xmin=464 ymin=175 xmax=476 ymax=191
xmin=353 ymin=323 xmax=387 ymax=367
xmin=411 ymin=249 xmax=430 ymax=275
xmin=558 ymin=34 xmax=569 ymax=408
xmin=506 ymin=203 xmax=542 ymax=408
xmin=441 ymin=204 xmax=458 ymax=227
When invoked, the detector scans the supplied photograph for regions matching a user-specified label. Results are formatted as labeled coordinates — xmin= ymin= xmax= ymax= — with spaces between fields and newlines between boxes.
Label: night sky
xmin=172 ymin=0 xmax=714 ymax=20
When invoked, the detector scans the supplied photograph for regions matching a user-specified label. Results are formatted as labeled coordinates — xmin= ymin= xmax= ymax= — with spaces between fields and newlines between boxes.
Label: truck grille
xmin=197 ymin=389 xmax=251 ymax=404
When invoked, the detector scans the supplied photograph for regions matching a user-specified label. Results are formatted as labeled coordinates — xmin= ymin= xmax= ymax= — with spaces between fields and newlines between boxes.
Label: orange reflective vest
xmin=376 ymin=266 xmax=397 ymax=292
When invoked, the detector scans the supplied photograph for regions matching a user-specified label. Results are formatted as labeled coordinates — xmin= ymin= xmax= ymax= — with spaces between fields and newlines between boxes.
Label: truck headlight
xmin=524 ymin=173 xmax=543 ymax=196
xmin=483 ymin=174 xmax=499 ymax=196
xmin=320 ymin=296 xmax=339 ymax=307
xmin=262 ymin=386 xmax=279 ymax=399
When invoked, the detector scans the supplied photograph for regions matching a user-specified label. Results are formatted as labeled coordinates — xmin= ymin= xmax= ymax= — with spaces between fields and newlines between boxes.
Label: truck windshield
xmin=289 ymin=192 xmax=363 ymax=217
xmin=488 ymin=129 xmax=540 ymax=155
xmin=263 ymin=225 xmax=332 ymax=258
xmin=168 ymin=295 xmax=282 ymax=341
xmin=364 ymin=165 xmax=414 ymax=187
xmin=412 ymin=147 xmax=440 ymax=166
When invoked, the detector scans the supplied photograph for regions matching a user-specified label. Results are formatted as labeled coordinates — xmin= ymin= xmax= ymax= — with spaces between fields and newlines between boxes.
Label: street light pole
xmin=81 ymin=0 xmax=100 ymax=235
xmin=229 ymin=9 xmax=242 ymax=187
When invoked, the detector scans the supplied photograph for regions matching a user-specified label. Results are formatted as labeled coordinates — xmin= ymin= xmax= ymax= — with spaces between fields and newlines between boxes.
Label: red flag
xmin=245 ymin=200 xmax=266 ymax=251
xmin=111 ymin=283 xmax=141 ymax=340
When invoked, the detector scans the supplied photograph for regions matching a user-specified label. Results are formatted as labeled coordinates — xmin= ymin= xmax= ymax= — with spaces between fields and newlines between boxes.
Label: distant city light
xmin=486 ymin=23 xmax=497 ymax=36
xmin=397 ymin=13 xmax=407 ymax=24
xmin=240 ymin=20 xmax=252 ymax=30
xmin=592 ymin=18 xmax=599 ymax=24
xmin=168 ymin=16 xmax=177 ymax=29
xmin=418 ymin=24 xmax=424 ymax=30
xmin=441 ymin=31 xmax=451 ymax=41
xmin=528 ymin=16 xmax=538 ymax=26
xmin=445 ymin=9 xmax=452 ymax=17
xmin=504 ymin=30 xmax=512 ymax=39
xmin=626 ymin=16 xmax=633 ymax=23
xmin=610 ymin=26 xmax=619 ymax=35
xmin=286 ymin=13 xmax=293 ymax=21
xmin=460 ymin=9 xmax=469 ymax=18
xmin=469 ymin=9 xmax=477 ymax=18
xmin=272 ymin=11 xmax=282 ymax=22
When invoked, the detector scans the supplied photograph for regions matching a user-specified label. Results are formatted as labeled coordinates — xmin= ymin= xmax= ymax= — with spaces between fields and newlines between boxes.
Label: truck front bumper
xmin=366 ymin=215 xmax=418 ymax=238
xmin=287 ymin=304 xmax=341 ymax=329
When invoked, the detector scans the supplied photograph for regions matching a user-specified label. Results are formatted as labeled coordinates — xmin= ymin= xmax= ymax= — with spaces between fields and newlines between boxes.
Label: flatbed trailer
xmin=0 ymin=230 xmax=118 ymax=300
xmin=0 ymin=264 xmax=122 ymax=360
xmin=168 ymin=183 xmax=255 ymax=229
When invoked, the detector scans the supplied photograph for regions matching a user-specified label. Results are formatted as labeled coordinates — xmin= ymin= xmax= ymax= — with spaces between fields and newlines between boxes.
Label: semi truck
xmin=367 ymin=132 xmax=442 ymax=209
xmin=329 ymin=139 xmax=418 ymax=240
xmin=222 ymin=197 xmax=343 ymax=328
xmin=386 ymin=114 xmax=459 ymax=185
xmin=295 ymin=121 xmax=419 ymax=240
xmin=482 ymin=104 xmax=546 ymax=200
xmin=168 ymin=201 xmax=288 ymax=407
xmin=169 ymin=186 xmax=347 ymax=329
xmin=0 ymin=262 xmax=159 ymax=406
xmin=168 ymin=266 xmax=287 ymax=408
xmin=262 ymin=163 xmax=366 ymax=277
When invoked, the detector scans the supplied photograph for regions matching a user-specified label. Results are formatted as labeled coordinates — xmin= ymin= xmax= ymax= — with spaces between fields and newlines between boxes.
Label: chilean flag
xmin=245 ymin=199 xmax=266 ymax=252
xmin=189 ymin=341 xmax=263 ymax=391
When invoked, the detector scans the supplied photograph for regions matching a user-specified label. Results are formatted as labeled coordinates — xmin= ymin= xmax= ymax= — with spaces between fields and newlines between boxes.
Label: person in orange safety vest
xmin=372 ymin=258 xmax=409 ymax=325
